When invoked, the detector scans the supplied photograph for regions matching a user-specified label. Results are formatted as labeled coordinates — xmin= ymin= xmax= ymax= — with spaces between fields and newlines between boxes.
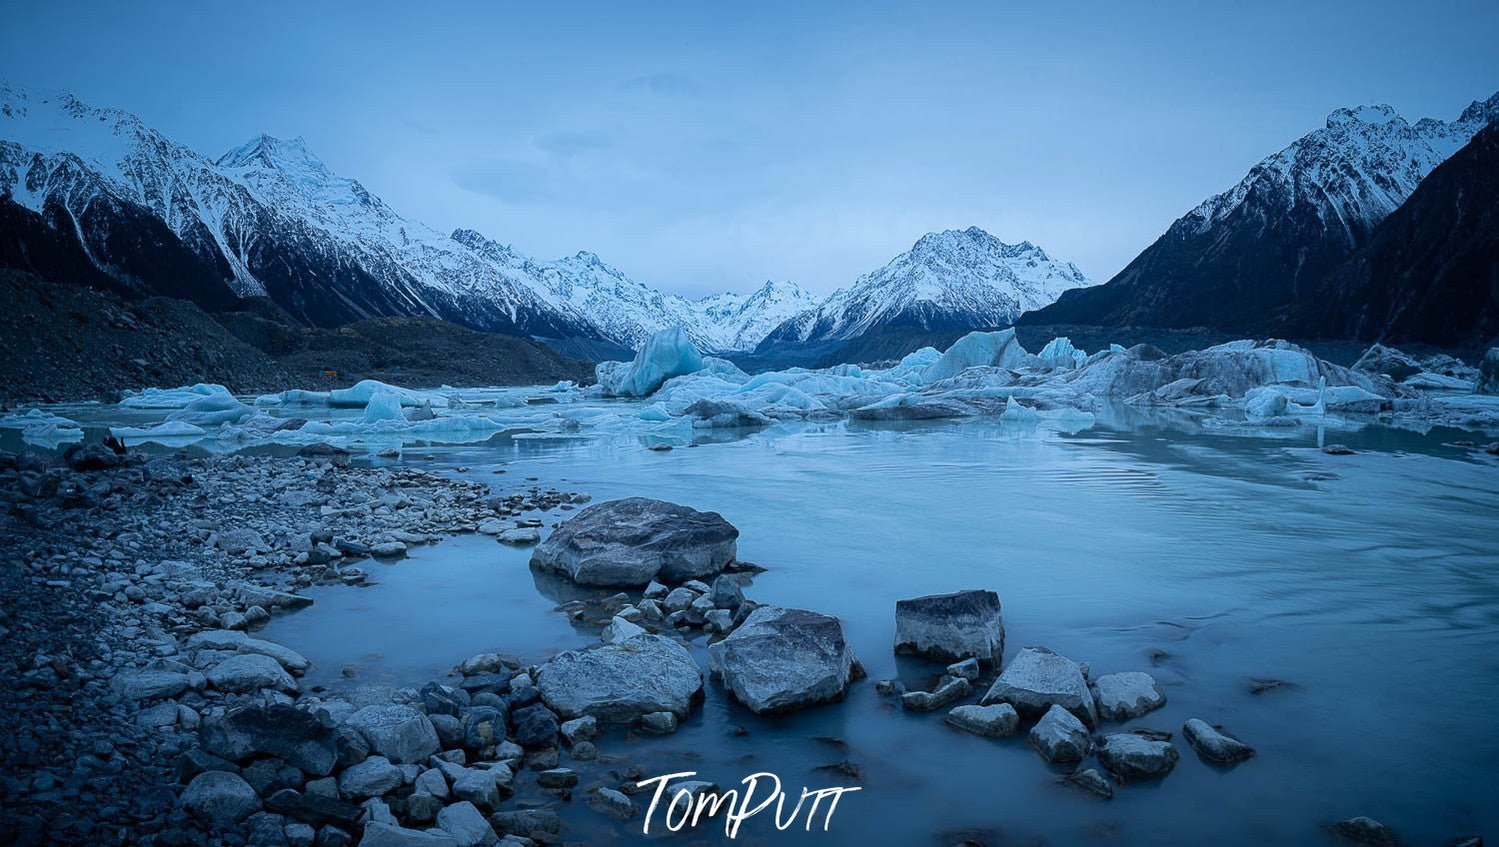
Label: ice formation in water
xmin=14 ymin=330 xmax=1493 ymax=454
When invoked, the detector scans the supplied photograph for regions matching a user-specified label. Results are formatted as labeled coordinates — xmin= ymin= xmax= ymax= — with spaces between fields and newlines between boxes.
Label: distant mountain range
xmin=0 ymin=84 xmax=1083 ymax=355
xmin=4 ymin=82 xmax=1495 ymax=359
xmin=1023 ymin=92 xmax=1499 ymax=347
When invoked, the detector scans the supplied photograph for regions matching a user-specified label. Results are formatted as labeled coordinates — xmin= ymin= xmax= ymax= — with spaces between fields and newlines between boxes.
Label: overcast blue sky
xmin=3 ymin=1 xmax=1497 ymax=297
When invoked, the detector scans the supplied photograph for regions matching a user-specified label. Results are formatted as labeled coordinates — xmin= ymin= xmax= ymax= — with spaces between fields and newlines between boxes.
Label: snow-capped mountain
xmin=1026 ymin=91 xmax=1499 ymax=333
xmin=452 ymin=228 xmax=818 ymax=351
xmin=0 ymin=84 xmax=812 ymax=353
xmin=761 ymin=226 xmax=1092 ymax=348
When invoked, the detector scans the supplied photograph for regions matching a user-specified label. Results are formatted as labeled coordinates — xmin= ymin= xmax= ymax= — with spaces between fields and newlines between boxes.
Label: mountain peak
xmin=217 ymin=133 xmax=326 ymax=172
xmin=1325 ymin=103 xmax=1402 ymax=129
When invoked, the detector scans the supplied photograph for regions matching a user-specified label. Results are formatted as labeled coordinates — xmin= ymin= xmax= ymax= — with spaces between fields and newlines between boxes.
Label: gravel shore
xmin=0 ymin=447 xmax=577 ymax=845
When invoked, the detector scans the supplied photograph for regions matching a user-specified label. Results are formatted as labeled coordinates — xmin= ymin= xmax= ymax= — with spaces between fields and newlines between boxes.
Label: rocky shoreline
xmin=0 ymin=444 xmax=1483 ymax=847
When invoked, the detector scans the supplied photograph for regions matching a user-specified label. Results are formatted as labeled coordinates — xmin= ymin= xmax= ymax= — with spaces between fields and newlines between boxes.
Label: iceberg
xmin=110 ymin=421 xmax=208 ymax=443
xmin=600 ymin=327 xmax=706 ymax=397
xmin=362 ymin=388 xmax=408 ymax=423
xmin=1038 ymin=337 xmax=1088 ymax=369
xmin=120 ymin=384 xmax=234 ymax=410
xmin=328 ymin=379 xmax=435 ymax=408
xmin=166 ymin=393 xmax=254 ymax=427
xmin=922 ymin=330 xmax=1030 ymax=383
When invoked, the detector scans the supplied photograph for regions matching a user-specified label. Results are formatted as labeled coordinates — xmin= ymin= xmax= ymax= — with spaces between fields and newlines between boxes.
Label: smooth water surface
xmin=244 ymin=410 xmax=1499 ymax=846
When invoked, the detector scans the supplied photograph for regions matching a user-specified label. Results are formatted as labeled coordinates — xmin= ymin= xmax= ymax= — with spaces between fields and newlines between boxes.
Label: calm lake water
xmin=15 ymin=400 xmax=1499 ymax=845
xmin=254 ymin=409 xmax=1499 ymax=847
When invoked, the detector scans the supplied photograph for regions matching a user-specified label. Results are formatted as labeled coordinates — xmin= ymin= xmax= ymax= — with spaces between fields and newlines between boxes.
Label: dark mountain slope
xmin=1278 ymin=122 xmax=1499 ymax=348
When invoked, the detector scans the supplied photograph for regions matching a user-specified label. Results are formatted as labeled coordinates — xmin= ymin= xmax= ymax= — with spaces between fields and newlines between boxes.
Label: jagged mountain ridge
xmin=760 ymin=226 xmax=1092 ymax=349
xmin=0 ymin=85 xmax=817 ymax=352
xmin=1023 ymin=92 xmax=1499 ymax=334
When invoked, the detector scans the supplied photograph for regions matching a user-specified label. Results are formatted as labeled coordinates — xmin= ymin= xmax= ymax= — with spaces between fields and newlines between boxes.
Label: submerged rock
xmin=529 ymin=497 xmax=739 ymax=586
xmin=1028 ymin=704 xmax=1090 ymax=763
xmin=1096 ymin=733 xmax=1179 ymax=779
xmin=1092 ymin=671 xmax=1166 ymax=721
xmin=894 ymin=589 xmax=1004 ymax=664
xmin=1066 ymin=768 xmax=1114 ymax=799
xmin=535 ymin=633 xmax=703 ymax=722
xmin=708 ymin=606 xmax=861 ymax=714
xmin=1327 ymin=817 xmax=1398 ymax=847
xmin=1182 ymin=719 xmax=1256 ymax=764
xmin=981 ymin=647 xmax=1098 ymax=727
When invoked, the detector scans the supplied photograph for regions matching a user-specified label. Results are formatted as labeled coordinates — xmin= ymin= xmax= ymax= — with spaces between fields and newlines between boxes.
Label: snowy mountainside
xmin=0 ymin=84 xmax=814 ymax=352
xmin=762 ymin=226 xmax=1093 ymax=347
xmin=1025 ymin=91 xmax=1499 ymax=333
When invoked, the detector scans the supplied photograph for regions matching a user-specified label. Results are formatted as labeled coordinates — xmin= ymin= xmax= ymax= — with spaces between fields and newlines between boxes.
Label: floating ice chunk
xmin=119 ymin=384 xmax=234 ymax=410
xmin=110 ymin=421 xmax=208 ymax=443
xmin=922 ymin=330 xmax=1030 ymax=383
xmin=546 ymin=380 xmax=578 ymax=393
xmin=602 ymin=328 xmax=706 ymax=397
xmin=363 ymin=388 xmax=408 ymax=423
xmin=700 ymin=357 xmax=751 ymax=383
xmin=638 ymin=403 xmax=672 ymax=422
xmin=1038 ymin=337 xmax=1088 ymax=369
xmin=1 ymin=409 xmax=81 ymax=430
xmin=258 ymin=388 xmax=332 ymax=407
xmin=1404 ymin=372 xmax=1475 ymax=391
xmin=22 ymin=422 xmax=84 ymax=447
xmin=166 ymin=392 xmax=253 ymax=427
xmin=1000 ymin=397 xmax=1040 ymax=421
xmin=327 ymin=379 xmax=433 ymax=408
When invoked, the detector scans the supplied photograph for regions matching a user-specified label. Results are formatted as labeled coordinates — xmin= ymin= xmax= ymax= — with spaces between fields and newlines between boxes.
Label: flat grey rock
xmin=944 ymin=703 xmax=1019 ymax=737
xmin=1097 ymin=733 xmax=1180 ymax=779
xmin=1092 ymin=671 xmax=1166 ymax=721
xmin=536 ymin=632 xmax=703 ymax=722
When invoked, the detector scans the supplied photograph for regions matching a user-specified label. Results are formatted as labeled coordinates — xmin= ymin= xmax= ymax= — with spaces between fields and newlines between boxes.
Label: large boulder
xmin=981 ymin=647 xmax=1098 ymax=727
xmin=530 ymin=497 xmax=738 ymax=586
xmin=894 ymin=589 xmax=1004 ymax=664
xmin=342 ymin=705 xmax=440 ymax=764
xmin=535 ymin=633 xmax=703 ymax=723
xmin=181 ymin=771 xmax=261 ymax=825
xmin=707 ymin=606 xmax=861 ymax=715
xmin=199 ymin=704 xmax=338 ymax=776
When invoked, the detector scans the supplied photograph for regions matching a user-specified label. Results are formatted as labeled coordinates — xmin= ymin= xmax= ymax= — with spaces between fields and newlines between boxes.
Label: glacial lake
xmin=21 ymin=401 xmax=1499 ymax=845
